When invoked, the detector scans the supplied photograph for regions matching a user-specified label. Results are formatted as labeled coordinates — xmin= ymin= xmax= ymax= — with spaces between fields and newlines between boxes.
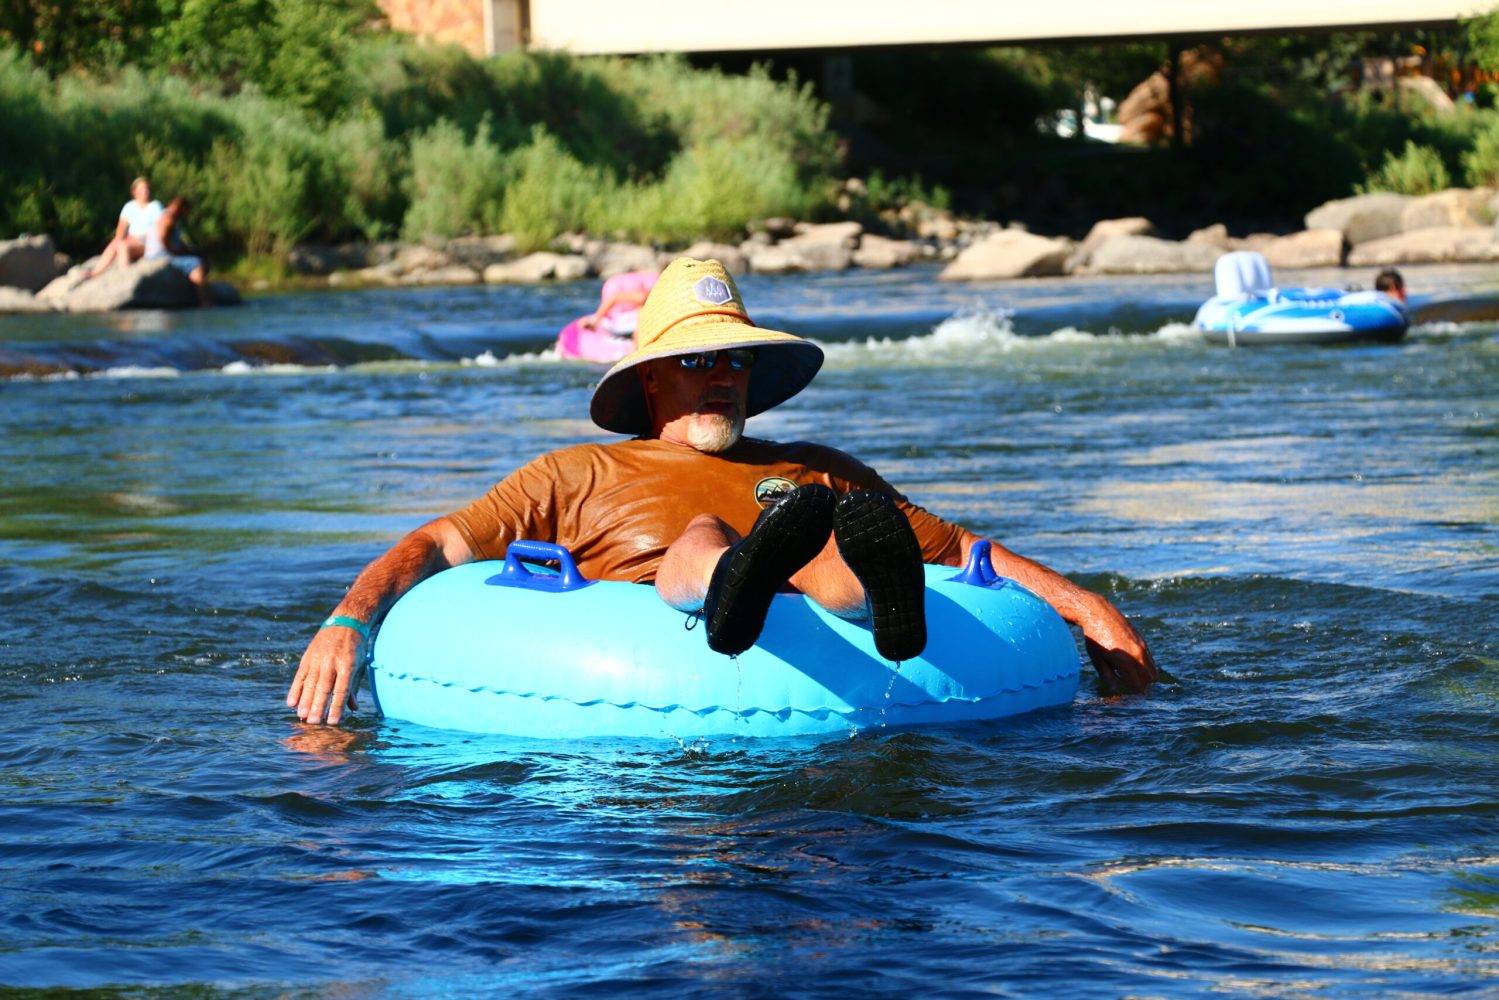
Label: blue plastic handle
xmin=485 ymin=540 xmax=594 ymax=592
xmin=948 ymin=539 xmax=1006 ymax=589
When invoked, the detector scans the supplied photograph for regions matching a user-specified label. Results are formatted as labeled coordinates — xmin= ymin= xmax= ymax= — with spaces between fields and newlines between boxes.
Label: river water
xmin=2 ymin=262 xmax=1496 ymax=996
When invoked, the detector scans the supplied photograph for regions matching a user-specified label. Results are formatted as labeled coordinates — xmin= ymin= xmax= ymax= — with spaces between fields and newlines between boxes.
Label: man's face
xmin=642 ymin=352 xmax=752 ymax=453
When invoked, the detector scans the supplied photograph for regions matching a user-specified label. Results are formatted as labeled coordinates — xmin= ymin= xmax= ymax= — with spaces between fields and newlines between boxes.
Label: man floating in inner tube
xmin=288 ymin=258 xmax=1157 ymax=725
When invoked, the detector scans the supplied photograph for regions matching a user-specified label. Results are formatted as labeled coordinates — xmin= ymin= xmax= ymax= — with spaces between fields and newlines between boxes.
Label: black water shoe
xmin=703 ymin=484 xmax=836 ymax=655
xmin=833 ymin=489 xmax=927 ymax=661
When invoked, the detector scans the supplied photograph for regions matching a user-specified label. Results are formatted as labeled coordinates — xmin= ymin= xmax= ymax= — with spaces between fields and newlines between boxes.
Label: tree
xmin=1466 ymin=5 xmax=1499 ymax=72
xmin=1 ymin=0 xmax=158 ymax=74
xmin=151 ymin=0 xmax=379 ymax=118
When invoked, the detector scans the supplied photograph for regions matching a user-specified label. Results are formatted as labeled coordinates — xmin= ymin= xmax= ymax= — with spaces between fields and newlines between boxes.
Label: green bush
xmin=0 ymin=0 xmax=158 ymax=75
xmin=331 ymin=116 xmax=405 ymax=242
xmin=617 ymin=138 xmax=823 ymax=242
xmin=0 ymin=37 xmax=844 ymax=262
xmin=1462 ymin=118 xmax=1499 ymax=186
xmin=599 ymin=57 xmax=838 ymax=186
xmin=346 ymin=36 xmax=512 ymax=141
xmin=1359 ymin=139 xmax=1452 ymax=194
xmin=498 ymin=127 xmax=612 ymax=251
xmin=489 ymin=53 xmax=679 ymax=181
xmin=0 ymin=53 xmax=403 ymax=255
xmin=865 ymin=171 xmax=952 ymax=214
xmin=153 ymin=0 xmax=379 ymax=119
xmin=402 ymin=118 xmax=508 ymax=241
xmin=199 ymin=102 xmax=350 ymax=256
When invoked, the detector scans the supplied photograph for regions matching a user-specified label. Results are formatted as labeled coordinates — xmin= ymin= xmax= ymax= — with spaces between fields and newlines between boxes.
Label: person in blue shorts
xmin=144 ymin=197 xmax=209 ymax=306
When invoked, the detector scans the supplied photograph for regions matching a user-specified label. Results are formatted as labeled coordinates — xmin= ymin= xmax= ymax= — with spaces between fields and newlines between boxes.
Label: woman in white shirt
xmin=84 ymin=176 xmax=163 ymax=278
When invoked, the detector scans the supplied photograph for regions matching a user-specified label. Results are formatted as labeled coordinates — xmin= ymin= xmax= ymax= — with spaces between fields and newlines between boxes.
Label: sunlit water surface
xmin=2 ymin=263 xmax=1496 ymax=996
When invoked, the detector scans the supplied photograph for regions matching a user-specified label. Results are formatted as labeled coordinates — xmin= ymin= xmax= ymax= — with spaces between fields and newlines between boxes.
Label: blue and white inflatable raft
xmin=1194 ymin=287 xmax=1408 ymax=346
xmin=368 ymin=540 xmax=1081 ymax=739
xmin=1195 ymin=250 xmax=1408 ymax=346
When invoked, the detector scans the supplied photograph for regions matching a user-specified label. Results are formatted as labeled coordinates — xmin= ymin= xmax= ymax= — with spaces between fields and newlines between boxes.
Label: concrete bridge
xmin=381 ymin=0 xmax=1479 ymax=59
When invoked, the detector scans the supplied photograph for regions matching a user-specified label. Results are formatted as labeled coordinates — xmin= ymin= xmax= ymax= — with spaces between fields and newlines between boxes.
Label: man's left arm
xmin=955 ymin=529 xmax=1157 ymax=693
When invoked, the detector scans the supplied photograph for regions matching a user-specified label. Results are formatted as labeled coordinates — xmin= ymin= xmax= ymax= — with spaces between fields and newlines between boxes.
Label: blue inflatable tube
xmin=1194 ymin=288 xmax=1408 ymax=346
xmin=368 ymin=540 xmax=1081 ymax=739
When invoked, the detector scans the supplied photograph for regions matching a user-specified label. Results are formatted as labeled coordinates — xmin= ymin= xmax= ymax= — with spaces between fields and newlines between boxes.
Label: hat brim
xmin=589 ymin=320 xmax=823 ymax=436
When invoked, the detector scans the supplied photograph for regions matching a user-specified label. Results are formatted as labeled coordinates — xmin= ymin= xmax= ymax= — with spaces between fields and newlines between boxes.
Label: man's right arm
xmin=286 ymin=515 xmax=475 ymax=725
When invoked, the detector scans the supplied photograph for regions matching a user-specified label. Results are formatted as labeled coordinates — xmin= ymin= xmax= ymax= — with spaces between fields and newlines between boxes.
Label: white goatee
xmin=687 ymin=412 xmax=744 ymax=453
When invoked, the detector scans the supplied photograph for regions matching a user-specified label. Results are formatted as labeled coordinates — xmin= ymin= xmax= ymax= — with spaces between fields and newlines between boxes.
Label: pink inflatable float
xmin=553 ymin=270 xmax=659 ymax=362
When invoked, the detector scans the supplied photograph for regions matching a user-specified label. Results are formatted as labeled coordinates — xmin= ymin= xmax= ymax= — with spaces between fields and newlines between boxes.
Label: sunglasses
xmin=677 ymin=349 xmax=758 ymax=371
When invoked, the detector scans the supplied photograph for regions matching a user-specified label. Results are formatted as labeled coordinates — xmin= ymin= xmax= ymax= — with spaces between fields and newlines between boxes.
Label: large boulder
xmin=0 ymin=234 xmax=61 ymax=291
xmin=913 ymin=211 xmax=960 ymax=242
xmin=37 ymin=258 xmax=209 ymax=312
xmin=0 ymin=286 xmax=54 ymax=313
xmin=939 ymin=229 xmax=1074 ymax=280
xmin=482 ymin=252 xmax=589 ymax=283
xmin=679 ymin=241 xmax=748 ymax=275
xmin=852 ymin=233 xmax=922 ymax=269
xmin=1082 ymin=234 xmax=1218 ymax=274
xmin=589 ymin=242 xmax=659 ymax=278
xmin=1399 ymin=188 xmax=1494 ymax=232
xmin=1066 ymin=216 xmax=1157 ymax=272
xmin=1347 ymin=226 xmax=1499 ymax=266
xmin=747 ymin=221 xmax=863 ymax=273
xmin=1304 ymin=193 xmax=1410 ymax=245
xmin=401 ymin=265 xmax=481 ymax=286
xmin=444 ymin=234 xmax=517 ymax=270
xmin=287 ymin=243 xmax=372 ymax=275
xmin=1255 ymin=228 xmax=1347 ymax=269
xmin=1079 ymin=215 xmax=1157 ymax=254
xmin=391 ymin=244 xmax=455 ymax=275
xmin=1184 ymin=223 xmax=1235 ymax=251
xmin=330 ymin=266 xmax=399 ymax=287
xmin=743 ymin=243 xmax=813 ymax=274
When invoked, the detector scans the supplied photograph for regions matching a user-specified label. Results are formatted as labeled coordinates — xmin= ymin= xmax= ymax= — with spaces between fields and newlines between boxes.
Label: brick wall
xmin=379 ymin=0 xmax=488 ymax=56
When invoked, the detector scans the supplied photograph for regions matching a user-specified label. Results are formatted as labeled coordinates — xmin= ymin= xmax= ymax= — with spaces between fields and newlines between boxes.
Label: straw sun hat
xmin=589 ymin=257 xmax=824 ymax=435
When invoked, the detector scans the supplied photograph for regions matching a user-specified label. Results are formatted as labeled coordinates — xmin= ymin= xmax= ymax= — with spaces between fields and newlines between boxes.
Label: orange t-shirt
xmin=447 ymin=437 xmax=967 ymax=584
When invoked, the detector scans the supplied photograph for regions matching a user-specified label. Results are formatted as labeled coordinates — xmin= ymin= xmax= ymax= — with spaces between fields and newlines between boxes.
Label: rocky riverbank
xmin=266 ymin=186 xmax=1499 ymax=288
xmin=0 ymin=236 xmax=240 ymax=313
xmin=5 ymin=186 xmax=1499 ymax=313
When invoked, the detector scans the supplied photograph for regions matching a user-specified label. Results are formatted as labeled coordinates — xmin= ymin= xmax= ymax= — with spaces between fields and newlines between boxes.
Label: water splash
xmin=816 ymin=306 xmax=1208 ymax=369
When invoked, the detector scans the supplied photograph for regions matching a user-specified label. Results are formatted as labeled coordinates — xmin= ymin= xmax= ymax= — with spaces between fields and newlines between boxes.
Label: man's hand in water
xmin=287 ymin=625 xmax=365 ymax=725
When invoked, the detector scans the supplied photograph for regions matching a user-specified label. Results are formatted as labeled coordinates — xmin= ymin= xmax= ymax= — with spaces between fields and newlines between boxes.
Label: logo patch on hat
xmin=693 ymin=276 xmax=733 ymax=306
xmin=754 ymin=477 xmax=798 ymax=508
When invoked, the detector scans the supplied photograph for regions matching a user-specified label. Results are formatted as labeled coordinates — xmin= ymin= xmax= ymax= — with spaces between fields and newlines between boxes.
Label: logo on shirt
xmin=754 ymin=477 xmax=798 ymax=508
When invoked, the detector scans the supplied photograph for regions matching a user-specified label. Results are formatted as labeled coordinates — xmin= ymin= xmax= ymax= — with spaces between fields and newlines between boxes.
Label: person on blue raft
xmin=288 ymin=257 xmax=1157 ymax=725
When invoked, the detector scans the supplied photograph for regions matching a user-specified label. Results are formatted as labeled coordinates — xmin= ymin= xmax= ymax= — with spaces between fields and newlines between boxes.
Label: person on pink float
xmin=84 ymin=176 xmax=163 ymax=279
xmin=579 ymin=269 xmax=659 ymax=337
xmin=556 ymin=269 xmax=661 ymax=361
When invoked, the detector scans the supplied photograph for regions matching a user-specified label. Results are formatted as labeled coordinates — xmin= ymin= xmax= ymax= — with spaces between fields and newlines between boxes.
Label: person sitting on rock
xmin=85 ymin=176 xmax=162 ymax=278
xmin=287 ymin=257 xmax=1157 ymax=726
xmin=144 ymin=197 xmax=209 ymax=307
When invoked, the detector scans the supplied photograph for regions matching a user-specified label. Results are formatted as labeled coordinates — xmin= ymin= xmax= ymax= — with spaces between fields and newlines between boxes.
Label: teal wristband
xmin=321 ymin=614 xmax=371 ymax=638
